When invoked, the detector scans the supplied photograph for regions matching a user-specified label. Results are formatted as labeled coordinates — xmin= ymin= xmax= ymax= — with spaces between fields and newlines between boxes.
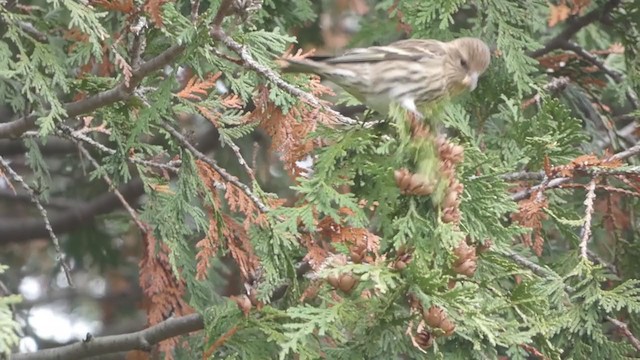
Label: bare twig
xmin=0 ymin=188 xmax=83 ymax=209
xmin=559 ymin=41 xmax=639 ymax=109
xmin=608 ymin=142 xmax=640 ymax=162
xmin=511 ymin=141 xmax=640 ymax=202
xmin=57 ymin=124 xmax=181 ymax=173
xmin=606 ymin=316 xmax=640 ymax=353
xmin=129 ymin=17 xmax=147 ymax=68
xmin=202 ymin=325 xmax=239 ymax=359
xmin=17 ymin=21 xmax=47 ymax=43
xmin=0 ymin=156 xmax=74 ymax=287
xmin=191 ymin=0 xmax=201 ymax=21
xmin=558 ymin=183 xmax=640 ymax=198
xmin=528 ymin=0 xmax=621 ymax=58
xmin=10 ymin=314 xmax=204 ymax=360
xmin=75 ymin=143 xmax=148 ymax=233
xmin=162 ymin=123 xmax=269 ymax=213
xmin=499 ymin=171 xmax=545 ymax=182
xmin=504 ymin=251 xmax=558 ymax=281
xmin=579 ymin=178 xmax=597 ymax=260
xmin=587 ymin=249 xmax=618 ymax=275
xmin=225 ymin=139 xmax=256 ymax=183
xmin=560 ymin=41 xmax=623 ymax=82
xmin=211 ymin=0 xmax=234 ymax=28
xmin=521 ymin=76 xmax=571 ymax=109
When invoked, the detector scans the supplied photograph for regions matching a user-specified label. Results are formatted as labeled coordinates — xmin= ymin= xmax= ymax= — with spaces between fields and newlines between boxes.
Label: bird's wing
xmin=323 ymin=39 xmax=446 ymax=64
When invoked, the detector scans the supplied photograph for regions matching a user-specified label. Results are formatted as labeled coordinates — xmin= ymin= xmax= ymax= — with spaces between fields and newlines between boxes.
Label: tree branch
xmin=0 ymin=44 xmax=185 ymax=139
xmin=10 ymin=314 xmax=204 ymax=360
xmin=559 ymin=41 xmax=639 ymax=109
xmin=606 ymin=316 xmax=640 ymax=353
xmin=209 ymin=22 xmax=358 ymax=127
xmin=528 ymin=0 xmax=621 ymax=58
xmin=511 ymin=141 xmax=640 ymax=202
xmin=162 ymin=123 xmax=270 ymax=213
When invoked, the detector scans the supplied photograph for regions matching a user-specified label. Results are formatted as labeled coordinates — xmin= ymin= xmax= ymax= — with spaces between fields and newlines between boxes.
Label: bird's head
xmin=444 ymin=37 xmax=491 ymax=93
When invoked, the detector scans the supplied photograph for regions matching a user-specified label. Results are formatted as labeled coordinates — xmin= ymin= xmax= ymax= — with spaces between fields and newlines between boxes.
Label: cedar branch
xmin=209 ymin=23 xmax=358 ymax=127
xmin=559 ymin=41 xmax=639 ymax=108
xmin=0 ymin=44 xmax=185 ymax=139
xmin=504 ymin=250 xmax=640 ymax=353
xmin=162 ymin=123 xmax=269 ymax=213
xmin=57 ymin=124 xmax=181 ymax=173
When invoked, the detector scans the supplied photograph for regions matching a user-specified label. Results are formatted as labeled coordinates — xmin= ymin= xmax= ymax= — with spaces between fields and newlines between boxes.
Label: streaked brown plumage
xmin=282 ymin=37 xmax=491 ymax=118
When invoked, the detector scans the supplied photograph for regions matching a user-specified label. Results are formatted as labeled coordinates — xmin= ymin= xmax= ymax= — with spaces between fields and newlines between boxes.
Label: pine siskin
xmin=282 ymin=37 xmax=491 ymax=118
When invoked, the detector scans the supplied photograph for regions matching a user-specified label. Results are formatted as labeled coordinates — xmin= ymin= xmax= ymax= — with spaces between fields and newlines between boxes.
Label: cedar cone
xmin=393 ymin=249 xmax=413 ymax=270
xmin=394 ymin=168 xmax=435 ymax=196
xmin=423 ymin=306 xmax=457 ymax=336
xmin=436 ymin=136 xmax=464 ymax=164
xmin=327 ymin=272 xmax=358 ymax=293
xmin=415 ymin=330 xmax=434 ymax=348
xmin=453 ymin=240 xmax=477 ymax=277
xmin=407 ymin=116 xmax=430 ymax=139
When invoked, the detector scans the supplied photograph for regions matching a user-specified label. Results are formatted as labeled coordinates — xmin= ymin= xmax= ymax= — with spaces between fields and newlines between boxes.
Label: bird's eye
xmin=460 ymin=58 xmax=468 ymax=69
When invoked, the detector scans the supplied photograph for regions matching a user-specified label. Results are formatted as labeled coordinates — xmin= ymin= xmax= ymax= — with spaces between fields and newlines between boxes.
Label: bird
xmin=281 ymin=37 xmax=492 ymax=119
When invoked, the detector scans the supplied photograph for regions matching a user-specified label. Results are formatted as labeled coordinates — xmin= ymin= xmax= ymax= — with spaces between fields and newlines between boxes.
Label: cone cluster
xmin=452 ymin=240 xmax=477 ymax=277
xmin=326 ymin=272 xmax=358 ymax=292
xmin=394 ymin=168 xmax=436 ymax=196
xmin=435 ymin=135 xmax=465 ymax=224
xmin=395 ymin=116 xmax=466 ymax=224
xmin=392 ymin=246 xmax=414 ymax=271
xmin=414 ymin=330 xmax=434 ymax=349
xmin=423 ymin=305 xmax=456 ymax=337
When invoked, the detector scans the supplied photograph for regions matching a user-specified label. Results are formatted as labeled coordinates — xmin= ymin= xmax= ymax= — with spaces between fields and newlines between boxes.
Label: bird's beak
xmin=463 ymin=72 xmax=479 ymax=91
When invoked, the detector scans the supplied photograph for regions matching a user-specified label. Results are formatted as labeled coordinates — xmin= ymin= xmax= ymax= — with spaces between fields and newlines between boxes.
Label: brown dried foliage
xmin=139 ymin=231 xmax=193 ymax=359
xmin=548 ymin=0 xmax=591 ymax=27
xmin=91 ymin=0 xmax=135 ymax=12
xmin=512 ymin=194 xmax=548 ymax=256
xmin=194 ymin=160 xmax=261 ymax=281
xmin=547 ymin=154 xmax=622 ymax=178
xmin=144 ymin=0 xmax=167 ymax=27
xmin=177 ymin=73 xmax=222 ymax=101
xmin=256 ymin=49 xmax=336 ymax=178
xmin=537 ymin=48 xmax=621 ymax=89
xmin=317 ymin=214 xmax=381 ymax=264
xmin=195 ymin=210 xmax=221 ymax=280
xmin=595 ymin=192 xmax=631 ymax=232
xmin=223 ymin=213 xmax=260 ymax=281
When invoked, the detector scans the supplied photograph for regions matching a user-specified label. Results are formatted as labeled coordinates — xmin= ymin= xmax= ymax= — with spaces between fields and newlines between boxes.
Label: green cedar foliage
xmin=1 ymin=0 xmax=640 ymax=359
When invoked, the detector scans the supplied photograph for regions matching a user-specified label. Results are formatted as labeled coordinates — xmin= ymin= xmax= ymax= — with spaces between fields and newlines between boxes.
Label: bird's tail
xmin=279 ymin=58 xmax=328 ymax=75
